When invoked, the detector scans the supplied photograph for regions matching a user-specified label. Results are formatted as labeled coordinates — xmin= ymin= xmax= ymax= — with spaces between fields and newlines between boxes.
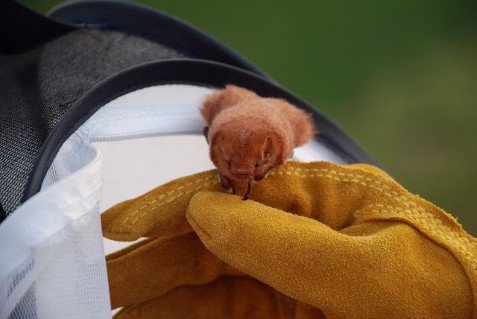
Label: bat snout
xmin=231 ymin=165 xmax=254 ymax=180
xmin=232 ymin=173 xmax=253 ymax=180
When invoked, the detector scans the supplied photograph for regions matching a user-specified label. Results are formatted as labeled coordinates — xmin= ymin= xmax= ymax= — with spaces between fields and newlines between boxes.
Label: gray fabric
xmin=0 ymin=28 xmax=187 ymax=217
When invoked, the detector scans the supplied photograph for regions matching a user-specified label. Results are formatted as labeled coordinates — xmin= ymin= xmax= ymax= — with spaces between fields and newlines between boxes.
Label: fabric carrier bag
xmin=0 ymin=1 xmax=380 ymax=318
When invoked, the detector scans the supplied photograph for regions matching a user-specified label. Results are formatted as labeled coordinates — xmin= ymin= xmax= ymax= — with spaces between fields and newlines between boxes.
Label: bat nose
xmin=231 ymin=165 xmax=254 ymax=179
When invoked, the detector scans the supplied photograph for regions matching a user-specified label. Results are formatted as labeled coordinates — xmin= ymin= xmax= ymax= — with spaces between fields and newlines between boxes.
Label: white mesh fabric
xmin=0 ymin=84 xmax=347 ymax=319
xmin=34 ymin=209 xmax=108 ymax=319
xmin=0 ymin=146 xmax=106 ymax=319
xmin=41 ymin=85 xmax=212 ymax=188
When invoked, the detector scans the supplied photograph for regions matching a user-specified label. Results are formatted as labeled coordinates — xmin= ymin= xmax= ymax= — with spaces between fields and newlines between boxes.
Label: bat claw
xmin=242 ymin=180 xmax=252 ymax=200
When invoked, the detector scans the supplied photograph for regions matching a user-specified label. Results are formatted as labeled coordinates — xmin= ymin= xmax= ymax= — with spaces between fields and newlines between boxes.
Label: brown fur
xmin=200 ymin=85 xmax=318 ymax=197
xmin=200 ymin=85 xmax=259 ymax=124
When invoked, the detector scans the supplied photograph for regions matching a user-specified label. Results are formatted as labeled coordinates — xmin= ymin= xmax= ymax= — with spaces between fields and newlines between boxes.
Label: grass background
xmin=21 ymin=0 xmax=476 ymax=234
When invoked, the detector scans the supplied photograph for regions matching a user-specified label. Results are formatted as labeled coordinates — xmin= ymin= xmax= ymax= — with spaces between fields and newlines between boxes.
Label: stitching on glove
xmin=111 ymin=167 xmax=435 ymax=234
xmin=272 ymin=169 xmax=476 ymax=251
xmin=357 ymin=203 xmax=476 ymax=314
xmin=356 ymin=203 xmax=476 ymax=271
xmin=110 ymin=175 xmax=219 ymax=234
xmin=279 ymin=165 xmax=405 ymax=197
xmin=109 ymin=165 xmax=404 ymax=235
xmin=271 ymin=169 xmax=401 ymax=198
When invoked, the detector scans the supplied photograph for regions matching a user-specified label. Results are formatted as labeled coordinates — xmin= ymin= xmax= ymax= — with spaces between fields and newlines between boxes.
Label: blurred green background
xmin=22 ymin=0 xmax=476 ymax=234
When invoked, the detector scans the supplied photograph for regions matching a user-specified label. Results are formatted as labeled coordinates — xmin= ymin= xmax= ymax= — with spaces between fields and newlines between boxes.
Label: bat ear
xmin=265 ymin=133 xmax=291 ymax=165
xmin=263 ymin=135 xmax=274 ymax=156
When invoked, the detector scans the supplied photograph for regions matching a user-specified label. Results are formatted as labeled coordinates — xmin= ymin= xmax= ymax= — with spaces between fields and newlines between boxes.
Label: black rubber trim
xmin=24 ymin=59 xmax=381 ymax=201
xmin=48 ymin=0 xmax=267 ymax=77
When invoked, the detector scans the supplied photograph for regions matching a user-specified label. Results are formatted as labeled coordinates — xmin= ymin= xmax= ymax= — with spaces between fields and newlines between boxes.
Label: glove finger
xmin=107 ymin=232 xmax=241 ymax=309
xmin=187 ymin=192 xmax=473 ymax=318
xmin=102 ymin=170 xmax=222 ymax=241
xmin=114 ymin=276 xmax=326 ymax=319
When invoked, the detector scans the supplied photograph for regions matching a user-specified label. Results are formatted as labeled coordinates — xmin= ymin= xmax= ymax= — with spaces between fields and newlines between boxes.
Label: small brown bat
xmin=200 ymin=85 xmax=317 ymax=199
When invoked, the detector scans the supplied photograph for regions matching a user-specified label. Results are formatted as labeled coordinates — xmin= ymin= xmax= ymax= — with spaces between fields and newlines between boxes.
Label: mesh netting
xmin=1 ymin=145 xmax=106 ymax=319
xmin=0 ymin=28 xmax=187 ymax=219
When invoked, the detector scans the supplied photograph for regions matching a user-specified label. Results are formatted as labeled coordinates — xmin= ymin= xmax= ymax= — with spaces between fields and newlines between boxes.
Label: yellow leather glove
xmin=102 ymin=161 xmax=476 ymax=319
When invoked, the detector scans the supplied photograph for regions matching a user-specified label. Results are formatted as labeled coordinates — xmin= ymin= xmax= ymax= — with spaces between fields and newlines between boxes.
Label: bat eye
xmin=226 ymin=160 xmax=231 ymax=166
xmin=255 ymin=161 xmax=260 ymax=168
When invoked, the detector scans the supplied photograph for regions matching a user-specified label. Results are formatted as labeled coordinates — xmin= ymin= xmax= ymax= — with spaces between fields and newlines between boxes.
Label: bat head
xmin=210 ymin=128 xmax=289 ymax=183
